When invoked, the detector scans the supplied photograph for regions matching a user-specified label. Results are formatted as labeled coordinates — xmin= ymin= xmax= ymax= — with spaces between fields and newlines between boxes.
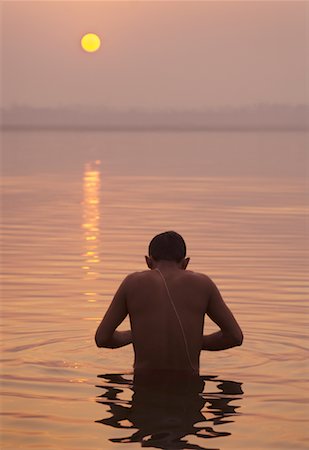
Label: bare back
xmin=126 ymin=269 xmax=210 ymax=372
xmin=95 ymin=264 xmax=243 ymax=373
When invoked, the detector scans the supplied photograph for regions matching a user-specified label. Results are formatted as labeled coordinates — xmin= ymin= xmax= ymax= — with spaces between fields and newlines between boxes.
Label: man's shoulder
xmin=120 ymin=271 xmax=151 ymax=294
xmin=122 ymin=270 xmax=149 ymax=284
xmin=185 ymin=270 xmax=209 ymax=278
xmin=126 ymin=270 xmax=149 ymax=278
xmin=185 ymin=270 xmax=213 ymax=285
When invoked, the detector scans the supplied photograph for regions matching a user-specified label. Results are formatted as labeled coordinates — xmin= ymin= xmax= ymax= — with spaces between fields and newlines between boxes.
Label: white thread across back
xmin=155 ymin=268 xmax=196 ymax=373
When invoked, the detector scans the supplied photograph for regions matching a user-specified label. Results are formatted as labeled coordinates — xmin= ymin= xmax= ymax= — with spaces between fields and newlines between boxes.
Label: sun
xmin=81 ymin=33 xmax=101 ymax=53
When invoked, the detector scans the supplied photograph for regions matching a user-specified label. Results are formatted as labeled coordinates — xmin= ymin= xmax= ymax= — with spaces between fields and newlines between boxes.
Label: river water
xmin=1 ymin=130 xmax=308 ymax=449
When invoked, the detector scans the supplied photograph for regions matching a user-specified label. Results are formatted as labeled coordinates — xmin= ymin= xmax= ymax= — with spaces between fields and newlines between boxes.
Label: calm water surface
xmin=1 ymin=131 xmax=308 ymax=449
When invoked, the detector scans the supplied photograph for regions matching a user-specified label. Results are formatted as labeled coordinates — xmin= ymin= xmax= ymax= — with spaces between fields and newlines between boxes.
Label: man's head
xmin=145 ymin=231 xmax=190 ymax=269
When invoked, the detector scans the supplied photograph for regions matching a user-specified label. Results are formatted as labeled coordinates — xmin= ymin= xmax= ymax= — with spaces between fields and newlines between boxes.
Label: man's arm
xmin=95 ymin=275 xmax=133 ymax=349
xmin=202 ymin=278 xmax=243 ymax=351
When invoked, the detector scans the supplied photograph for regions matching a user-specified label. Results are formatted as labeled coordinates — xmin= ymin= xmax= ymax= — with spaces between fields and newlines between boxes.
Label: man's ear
xmin=180 ymin=257 xmax=190 ymax=270
xmin=145 ymin=255 xmax=153 ymax=269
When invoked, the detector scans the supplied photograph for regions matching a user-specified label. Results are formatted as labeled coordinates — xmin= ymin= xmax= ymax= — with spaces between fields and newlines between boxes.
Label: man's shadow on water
xmin=95 ymin=372 xmax=244 ymax=450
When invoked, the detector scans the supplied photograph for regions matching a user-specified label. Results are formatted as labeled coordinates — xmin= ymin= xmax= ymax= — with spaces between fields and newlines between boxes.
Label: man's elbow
xmin=232 ymin=330 xmax=244 ymax=347
xmin=95 ymin=331 xmax=111 ymax=348
xmin=95 ymin=333 xmax=103 ymax=347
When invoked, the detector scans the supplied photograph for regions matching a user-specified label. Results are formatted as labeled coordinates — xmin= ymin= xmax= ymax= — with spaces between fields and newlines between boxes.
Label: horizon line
xmin=1 ymin=125 xmax=307 ymax=132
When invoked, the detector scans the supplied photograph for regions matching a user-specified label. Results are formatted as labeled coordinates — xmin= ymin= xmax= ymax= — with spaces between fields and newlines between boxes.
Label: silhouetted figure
xmin=95 ymin=231 xmax=243 ymax=375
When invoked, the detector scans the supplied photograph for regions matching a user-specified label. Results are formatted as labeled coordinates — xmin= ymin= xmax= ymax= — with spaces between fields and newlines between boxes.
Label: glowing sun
xmin=81 ymin=33 xmax=101 ymax=53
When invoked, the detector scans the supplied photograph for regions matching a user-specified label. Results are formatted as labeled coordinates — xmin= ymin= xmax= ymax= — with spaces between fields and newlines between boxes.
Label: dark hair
xmin=148 ymin=231 xmax=186 ymax=262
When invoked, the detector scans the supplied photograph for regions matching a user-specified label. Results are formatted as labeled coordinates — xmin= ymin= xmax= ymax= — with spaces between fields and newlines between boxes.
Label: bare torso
xmin=95 ymin=262 xmax=243 ymax=373
xmin=126 ymin=269 xmax=211 ymax=373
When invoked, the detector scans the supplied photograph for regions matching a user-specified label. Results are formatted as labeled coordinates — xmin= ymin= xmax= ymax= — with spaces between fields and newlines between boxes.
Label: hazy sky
xmin=2 ymin=1 xmax=308 ymax=110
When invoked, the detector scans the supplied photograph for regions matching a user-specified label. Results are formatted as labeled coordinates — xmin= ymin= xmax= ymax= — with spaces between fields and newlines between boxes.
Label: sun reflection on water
xmin=82 ymin=160 xmax=101 ymax=301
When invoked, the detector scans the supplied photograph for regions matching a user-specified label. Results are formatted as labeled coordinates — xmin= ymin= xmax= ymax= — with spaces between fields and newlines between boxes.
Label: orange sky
xmin=2 ymin=1 xmax=308 ymax=109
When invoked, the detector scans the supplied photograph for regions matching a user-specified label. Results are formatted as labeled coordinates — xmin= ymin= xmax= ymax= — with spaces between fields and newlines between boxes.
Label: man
xmin=95 ymin=231 xmax=243 ymax=376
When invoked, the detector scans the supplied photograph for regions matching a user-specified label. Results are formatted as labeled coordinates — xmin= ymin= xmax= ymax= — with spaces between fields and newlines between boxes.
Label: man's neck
xmin=153 ymin=260 xmax=181 ymax=271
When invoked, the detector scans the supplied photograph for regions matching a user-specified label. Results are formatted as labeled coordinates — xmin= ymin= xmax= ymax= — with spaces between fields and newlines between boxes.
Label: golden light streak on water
xmin=82 ymin=160 xmax=101 ymax=301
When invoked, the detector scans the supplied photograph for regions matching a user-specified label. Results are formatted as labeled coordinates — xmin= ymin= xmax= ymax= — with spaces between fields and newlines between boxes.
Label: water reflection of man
xmin=95 ymin=231 xmax=243 ymax=378
xmin=96 ymin=373 xmax=244 ymax=448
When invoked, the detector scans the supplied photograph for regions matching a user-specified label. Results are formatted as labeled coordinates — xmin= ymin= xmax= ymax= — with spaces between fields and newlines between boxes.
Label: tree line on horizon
xmin=1 ymin=104 xmax=308 ymax=130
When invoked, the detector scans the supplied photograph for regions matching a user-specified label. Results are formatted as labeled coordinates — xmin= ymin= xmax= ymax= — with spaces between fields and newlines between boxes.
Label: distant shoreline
xmin=1 ymin=125 xmax=307 ymax=132
xmin=1 ymin=104 xmax=307 ymax=132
